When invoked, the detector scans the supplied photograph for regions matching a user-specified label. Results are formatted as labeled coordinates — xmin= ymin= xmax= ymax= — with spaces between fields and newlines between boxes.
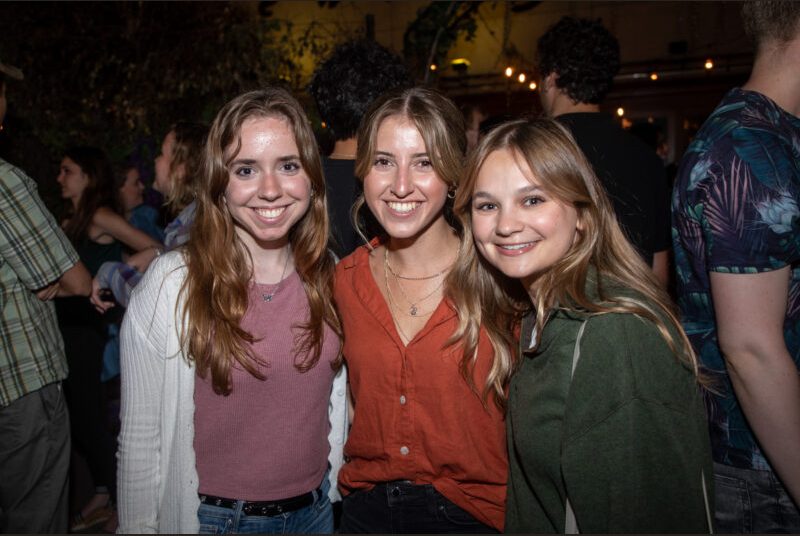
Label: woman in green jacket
xmin=448 ymin=118 xmax=714 ymax=533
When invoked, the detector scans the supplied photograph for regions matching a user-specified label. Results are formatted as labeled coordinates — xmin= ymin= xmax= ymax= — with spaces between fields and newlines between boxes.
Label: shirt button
xmin=399 ymin=395 xmax=407 ymax=405
xmin=400 ymin=446 xmax=409 ymax=456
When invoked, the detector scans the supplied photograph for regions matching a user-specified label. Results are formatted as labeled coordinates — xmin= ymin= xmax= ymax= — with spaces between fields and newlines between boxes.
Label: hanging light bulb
xmin=429 ymin=64 xmax=437 ymax=71
xmin=650 ymin=72 xmax=658 ymax=81
xmin=704 ymin=58 xmax=714 ymax=70
xmin=529 ymin=81 xmax=537 ymax=90
xmin=518 ymin=73 xmax=526 ymax=83
xmin=504 ymin=66 xmax=514 ymax=77
xmin=616 ymin=107 xmax=625 ymax=117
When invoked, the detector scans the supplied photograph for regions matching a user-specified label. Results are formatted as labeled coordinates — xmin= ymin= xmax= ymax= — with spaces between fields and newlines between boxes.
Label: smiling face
xmin=363 ymin=115 xmax=449 ymax=242
xmin=471 ymin=148 xmax=581 ymax=290
xmin=224 ymin=115 xmax=311 ymax=253
xmin=119 ymin=167 xmax=145 ymax=212
xmin=56 ymin=157 xmax=90 ymax=205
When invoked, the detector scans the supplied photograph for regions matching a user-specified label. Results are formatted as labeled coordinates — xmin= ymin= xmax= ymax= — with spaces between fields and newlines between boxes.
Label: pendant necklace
xmin=261 ymin=248 xmax=291 ymax=302
xmin=383 ymin=247 xmax=450 ymax=316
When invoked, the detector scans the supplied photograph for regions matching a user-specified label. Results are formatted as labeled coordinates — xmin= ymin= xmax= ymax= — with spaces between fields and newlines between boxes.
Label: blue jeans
xmin=714 ymin=461 xmax=800 ymax=533
xmin=197 ymin=473 xmax=333 ymax=534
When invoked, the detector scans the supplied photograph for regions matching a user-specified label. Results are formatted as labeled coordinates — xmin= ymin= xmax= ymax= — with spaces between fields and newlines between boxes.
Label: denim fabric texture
xmin=714 ymin=462 xmax=800 ymax=533
xmin=196 ymin=471 xmax=333 ymax=534
xmin=339 ymin=481 xmax=498 ymax=534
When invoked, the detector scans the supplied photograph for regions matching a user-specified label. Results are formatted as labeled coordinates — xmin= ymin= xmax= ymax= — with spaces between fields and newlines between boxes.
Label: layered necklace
xmin=261 ymin=248 xmax=292 ymax=302
xmin=383 ymin=245 xmax=458 ymax=317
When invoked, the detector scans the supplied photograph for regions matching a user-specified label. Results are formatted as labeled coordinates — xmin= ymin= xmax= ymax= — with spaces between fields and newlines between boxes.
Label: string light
xmin=504 ymin=66 xmax=514 ymax=77
xmin=321 ymin=121 xmax=327 ymax=129
xmin=517 ymin=73 xmax=526 ymax=83
xmin=529 ymin=81 xmax=537 ymax=90
xmin=704 ymin=58 xmax=714 ymax=70
xmin=429 ymin=64 xmax=437 ymax=71
xmin=650 ymin=72 xmax=658 ymax=81
xmin=616 ymin=107 xmax=625 ymax=117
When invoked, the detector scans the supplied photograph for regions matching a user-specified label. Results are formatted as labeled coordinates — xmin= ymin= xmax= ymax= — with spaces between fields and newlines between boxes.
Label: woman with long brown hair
xmin=450 ymin=118 xmax=713 ymax=533
xmin=334 ymin=87 xmax=506 ymax=533
xmin=116 ymin=88 xmax=347 ymax=534
xmin=54 ymin=146 xmax=161 ymax=532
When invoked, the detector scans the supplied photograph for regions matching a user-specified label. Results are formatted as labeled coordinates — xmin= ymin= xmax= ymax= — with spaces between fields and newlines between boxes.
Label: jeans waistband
xmin=198 ymin=487 xmax=321 ymax=517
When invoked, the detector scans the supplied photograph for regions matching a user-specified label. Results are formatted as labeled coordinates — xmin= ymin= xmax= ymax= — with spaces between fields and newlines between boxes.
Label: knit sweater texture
xmin=117 ymin=251 xmax=348 ymax=533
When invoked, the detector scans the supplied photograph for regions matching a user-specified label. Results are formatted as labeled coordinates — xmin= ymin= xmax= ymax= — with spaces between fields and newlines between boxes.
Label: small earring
xmin=447 ymin=189 xmax=456 ymax=200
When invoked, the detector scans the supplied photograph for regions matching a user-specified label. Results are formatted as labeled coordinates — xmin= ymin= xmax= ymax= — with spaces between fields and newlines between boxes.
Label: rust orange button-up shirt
xmin=334 ymin=245 xmax=507 ymax=531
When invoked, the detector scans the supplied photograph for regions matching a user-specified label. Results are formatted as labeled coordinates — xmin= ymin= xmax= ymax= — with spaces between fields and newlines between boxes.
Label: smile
xmin=386 ymin=201 xmax=420 ymax=214
xmin=497 ymin=241 xmax=536 ymax=255
xmin=253 ymin=206 xmax=286 ymax=219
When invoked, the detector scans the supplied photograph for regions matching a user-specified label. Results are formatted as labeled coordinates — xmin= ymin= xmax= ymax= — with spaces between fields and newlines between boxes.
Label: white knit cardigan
xmin=116 ymin=251 xmax=348 ymax=534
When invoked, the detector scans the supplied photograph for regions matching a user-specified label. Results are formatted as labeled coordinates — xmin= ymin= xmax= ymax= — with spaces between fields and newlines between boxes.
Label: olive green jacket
xmin=506 ymin=300 xmax=714 ymax=533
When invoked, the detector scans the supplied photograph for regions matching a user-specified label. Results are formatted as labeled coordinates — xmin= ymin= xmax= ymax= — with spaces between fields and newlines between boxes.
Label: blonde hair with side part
xmin=449 ymin=118 xmax=701 ymax=403
xmin=351 ymin=86 xmax=466 ymax=245
xmin=180 ymin=87 xmax=341 ymax=395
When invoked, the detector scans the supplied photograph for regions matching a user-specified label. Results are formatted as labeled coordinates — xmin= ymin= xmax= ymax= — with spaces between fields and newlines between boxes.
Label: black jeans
xmin=714 ymin=461 xmax=800 ymax=533
xmin=339 ymin=481 xmax=497 ymax=534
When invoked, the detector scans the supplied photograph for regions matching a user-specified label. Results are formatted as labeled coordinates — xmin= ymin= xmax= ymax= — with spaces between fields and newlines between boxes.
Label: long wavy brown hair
xmin=61 ymin=146 xmax=118 ymax=243
xmin=181 ymin=87 xmax=341 ymax=395
xmin=449 ymin=118 xmax=700 ymax=405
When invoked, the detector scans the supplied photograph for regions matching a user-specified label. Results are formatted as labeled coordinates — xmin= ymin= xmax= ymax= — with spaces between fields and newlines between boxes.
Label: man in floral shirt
xmin=672 ymin=2 xmax=800 ymax=532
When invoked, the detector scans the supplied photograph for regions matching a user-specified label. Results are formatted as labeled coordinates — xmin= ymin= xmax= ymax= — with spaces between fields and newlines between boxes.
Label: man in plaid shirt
xmin=0 ymin=59 xmax=91 ymax=533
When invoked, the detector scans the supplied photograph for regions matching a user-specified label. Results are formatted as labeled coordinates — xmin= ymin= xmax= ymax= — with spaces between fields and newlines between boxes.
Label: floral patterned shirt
xmin=672 ymin=88 xmax=800 ymax=470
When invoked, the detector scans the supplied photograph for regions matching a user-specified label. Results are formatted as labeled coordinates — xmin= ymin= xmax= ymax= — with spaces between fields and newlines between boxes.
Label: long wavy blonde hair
xmin=181 ymin=87 xmax=341 ymax=395
xmin=449 ymin=118 xmax=700 ymax=405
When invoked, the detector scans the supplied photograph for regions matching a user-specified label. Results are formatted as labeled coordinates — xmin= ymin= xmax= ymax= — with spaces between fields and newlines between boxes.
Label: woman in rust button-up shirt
xmin=333 ymin=87 xmax=510 ymax=533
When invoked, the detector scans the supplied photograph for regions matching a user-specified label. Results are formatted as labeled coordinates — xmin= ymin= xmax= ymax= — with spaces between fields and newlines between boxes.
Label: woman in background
xmin=91 ymin=122 xmax=207 ymax=311
xmin=55 ymin=146 xmax=160 ymax=532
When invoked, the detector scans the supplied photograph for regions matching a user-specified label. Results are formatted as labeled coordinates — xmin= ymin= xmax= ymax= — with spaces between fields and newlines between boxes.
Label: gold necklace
xmin=385 ymin=257 xmax=448 ymax=281
xmin=383 ymin=248 xmax=447 ymax=316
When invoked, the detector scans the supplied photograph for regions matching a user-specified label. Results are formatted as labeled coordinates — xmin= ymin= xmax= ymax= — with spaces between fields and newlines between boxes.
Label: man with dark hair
xmin=309 ymin=39 xmax=412 ymax=257
xmin=0 ymin=59 xmax=92 ymax=532
xmin=536 ymin=16 xmax=670 ymax=284
xmin=672 ymin=1 xmax=800 ymax=531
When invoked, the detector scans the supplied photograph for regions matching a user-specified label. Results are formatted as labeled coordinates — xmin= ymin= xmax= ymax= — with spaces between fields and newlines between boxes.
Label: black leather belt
xmin=199 ymin=487 xmax=319 ymax=517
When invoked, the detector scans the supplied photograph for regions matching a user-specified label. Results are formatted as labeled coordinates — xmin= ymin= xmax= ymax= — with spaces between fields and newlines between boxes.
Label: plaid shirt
xmin=0 ymin=158 xmax=78 ymax=407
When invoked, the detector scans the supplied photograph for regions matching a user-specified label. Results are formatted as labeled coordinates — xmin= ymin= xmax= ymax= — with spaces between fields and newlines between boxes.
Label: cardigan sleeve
xmin=116 ymin=253 xmax=181 ymax=533
xmin=560 ymin=313 xmax=712 ymax=533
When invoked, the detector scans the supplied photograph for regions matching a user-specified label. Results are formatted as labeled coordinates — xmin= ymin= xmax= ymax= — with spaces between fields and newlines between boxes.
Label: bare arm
xmin=652 ymin=249 xmax=669 ymax=289
xmin=93 ymin=207 xmax=161 ymax=253
xmin=710 ymin=268 xmax=800 ymax=504
xmin=34 ymin=260 xmax=92 ymax=300
xmin=57 ymin=260 xmax=92 ymax=297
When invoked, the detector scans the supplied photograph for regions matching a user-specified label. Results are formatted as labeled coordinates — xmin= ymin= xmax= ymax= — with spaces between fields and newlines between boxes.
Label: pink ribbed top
xmin=193 ymin=271 xmax=338 ymax=500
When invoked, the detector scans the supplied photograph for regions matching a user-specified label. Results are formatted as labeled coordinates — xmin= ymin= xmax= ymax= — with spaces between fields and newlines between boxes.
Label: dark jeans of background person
xmin=0 ymin=382 xmax=70 ymax=533
xmin=61 ymin=320 xmax=117 ymax=504
xmin=714 ymin=461 xmax=800 ymax=533
xmin=339 ymin=481 xmax=498 ymax=534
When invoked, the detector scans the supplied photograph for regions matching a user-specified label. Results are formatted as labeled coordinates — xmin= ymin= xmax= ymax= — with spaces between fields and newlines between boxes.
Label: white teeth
xmin=387 ymin=201 xmax=420 ymax=213
xmin=255 ymin=207 xmax=285 ymax=218
xmin=500 ymin=243 xmax=533 ymax=250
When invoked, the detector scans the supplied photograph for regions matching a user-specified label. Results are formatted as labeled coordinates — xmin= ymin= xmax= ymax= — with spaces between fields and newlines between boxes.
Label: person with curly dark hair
xmin=308 ymin=39 xmax=412 ymax=257
xmin=536 ymin=16 xmax=671 ymax=286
